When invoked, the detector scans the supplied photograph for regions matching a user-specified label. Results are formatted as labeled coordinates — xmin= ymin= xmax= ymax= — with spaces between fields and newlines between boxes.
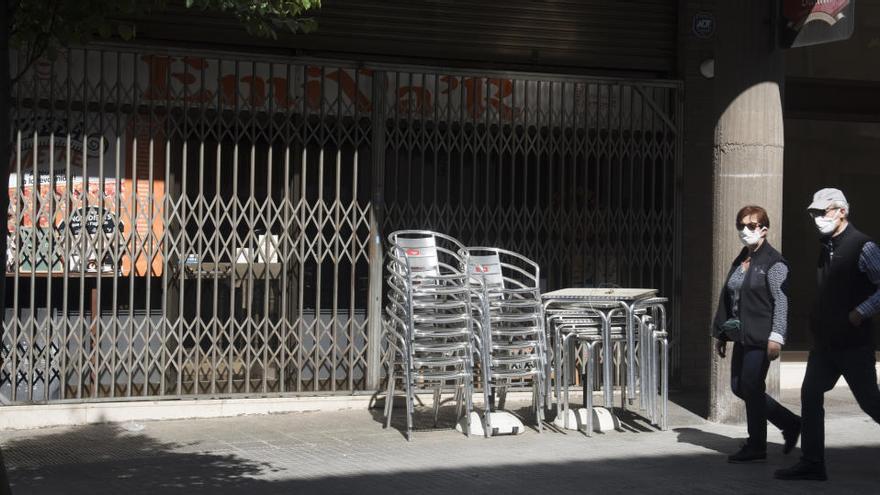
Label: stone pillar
xmin=677 ymin=1 xmax=717 ymax=413
xmin=709 ymin=0 xmax=785 ymax=423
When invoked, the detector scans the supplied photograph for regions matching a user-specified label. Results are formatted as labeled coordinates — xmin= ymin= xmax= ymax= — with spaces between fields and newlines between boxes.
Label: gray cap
xmin=808 ymin=188 xmax=848 ymax=211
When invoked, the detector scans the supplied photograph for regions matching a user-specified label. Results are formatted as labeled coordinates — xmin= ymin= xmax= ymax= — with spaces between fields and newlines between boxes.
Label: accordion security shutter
xmin=306 ymin=0 xmax=677 ymax=75
xmin=135 ymin=0 xmax=677 ymax=76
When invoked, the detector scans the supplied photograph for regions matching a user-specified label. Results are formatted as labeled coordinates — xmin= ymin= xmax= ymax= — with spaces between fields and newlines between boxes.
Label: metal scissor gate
xmin=3 ymin=46 xmax=681 ymax=404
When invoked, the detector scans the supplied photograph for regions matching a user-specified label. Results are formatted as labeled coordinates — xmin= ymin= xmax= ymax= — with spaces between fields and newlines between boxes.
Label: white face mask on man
xmin=738 ymin=226 xmax=764 ymax=246
xmin=814 ymin=210 xmax=841 ymax=235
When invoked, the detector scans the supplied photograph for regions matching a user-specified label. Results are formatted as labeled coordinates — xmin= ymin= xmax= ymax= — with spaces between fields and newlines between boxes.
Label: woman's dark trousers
xmin=731 ymin=343 xmax=800 ymax=450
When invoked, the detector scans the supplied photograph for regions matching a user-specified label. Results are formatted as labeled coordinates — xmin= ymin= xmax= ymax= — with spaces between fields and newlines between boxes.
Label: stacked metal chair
xmin=465 ymin=247 xmax=548 ymax=436
xmin=382 ymin=230 xmax=476 ymax=440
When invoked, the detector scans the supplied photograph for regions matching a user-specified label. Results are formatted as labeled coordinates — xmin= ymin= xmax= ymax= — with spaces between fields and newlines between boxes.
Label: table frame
xmin=542 ymin=288 xmax=656 ymax=411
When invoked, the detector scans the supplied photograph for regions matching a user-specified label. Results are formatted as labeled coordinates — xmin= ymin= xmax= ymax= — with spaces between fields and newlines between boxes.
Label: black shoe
xmin=782 ymin=421 xmax=801 ymax=455
xmin=774 ymin=460 xmax=828 ymax=481
xmin=727 ymin=443 xmax=767 ymax=464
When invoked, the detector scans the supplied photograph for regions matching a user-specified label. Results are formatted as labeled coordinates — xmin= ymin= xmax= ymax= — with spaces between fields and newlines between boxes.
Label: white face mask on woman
xmin=814 ymin=210 xmax=840 ymax=236
xmin=738 ymin=226 xmax=764 ymax=246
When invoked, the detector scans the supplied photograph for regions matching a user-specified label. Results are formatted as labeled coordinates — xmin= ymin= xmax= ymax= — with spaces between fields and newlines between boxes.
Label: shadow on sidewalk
xmin=2 ymin=418 xmax=878 ymax=494
xmin=3 ymin=423 xmax=274 ymax=494
xmin=674 ymin=427 xmax=743 ymax=453
xmin=5 ymin=432 xmax=879 ymax=494
xmin=367 ymin=400 xmax=537 ymax=439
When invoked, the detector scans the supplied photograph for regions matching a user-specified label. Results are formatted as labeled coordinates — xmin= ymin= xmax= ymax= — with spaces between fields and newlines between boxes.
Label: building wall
xmin=782 ymin=119 xmax=880 ymax=350
xmin=786 ymin=2 xmax=880 ymax=82
xmin=131 ymin=0 xmax=679 ymax=77
xmin=675 ymin=0 xmax=717 ymax=399
xmin=782 ymin=1 xmax=880 ymax=351
xmin=4 ymin=0 xmax=688 ymax=402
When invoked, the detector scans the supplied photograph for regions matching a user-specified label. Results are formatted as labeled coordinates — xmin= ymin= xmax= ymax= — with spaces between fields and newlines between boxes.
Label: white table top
xmin=542 ymin=288 xmax=657 ymax=301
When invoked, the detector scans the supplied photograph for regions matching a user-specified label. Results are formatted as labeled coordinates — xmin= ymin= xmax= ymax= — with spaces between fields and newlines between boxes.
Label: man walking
xmin=775 ymin=188 xmax=880 ymax=481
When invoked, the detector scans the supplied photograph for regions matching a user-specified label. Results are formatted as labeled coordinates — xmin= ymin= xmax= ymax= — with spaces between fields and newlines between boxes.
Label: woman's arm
xmin=768 ymin=262 xmax=789 ymax=345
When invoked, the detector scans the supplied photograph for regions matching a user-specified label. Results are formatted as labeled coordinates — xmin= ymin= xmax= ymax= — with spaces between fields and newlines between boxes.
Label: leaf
xmin=300 ymin=18 xmax=318 ymax=34
xmin=118 ymin=24 xmax=136 ymax=41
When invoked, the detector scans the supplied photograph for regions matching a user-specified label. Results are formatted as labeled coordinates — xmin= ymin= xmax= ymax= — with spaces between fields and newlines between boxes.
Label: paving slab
xmin=0 ymin=388 xmax=876 ymax=494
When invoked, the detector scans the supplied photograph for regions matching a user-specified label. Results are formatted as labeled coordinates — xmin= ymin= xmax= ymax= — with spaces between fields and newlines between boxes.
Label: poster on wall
xmin=6 ymin=113 xmax=164 ymax=276
xmin=7 ymin=113 xmax=125 ymax=275
xmin=781 ymin=0 xmax=855 ymax=48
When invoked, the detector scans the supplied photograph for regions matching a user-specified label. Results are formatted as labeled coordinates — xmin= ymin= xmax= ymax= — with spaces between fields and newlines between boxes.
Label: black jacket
xmin=713 ymin=242 xmax=788 ymax=347
xmin=810 ymin=224 xmax=875 ymax=349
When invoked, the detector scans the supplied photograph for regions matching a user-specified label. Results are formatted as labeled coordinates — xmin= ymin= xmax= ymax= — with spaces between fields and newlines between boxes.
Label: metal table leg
xmin=621 ymin=301 xmax=636 ymax=407
xmin=601 ymin=310 xmax=614 ymax=408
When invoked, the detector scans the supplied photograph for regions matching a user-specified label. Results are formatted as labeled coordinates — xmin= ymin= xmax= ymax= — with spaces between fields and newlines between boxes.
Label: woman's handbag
xmin=719 ymin=318 xmax=743 ymax=343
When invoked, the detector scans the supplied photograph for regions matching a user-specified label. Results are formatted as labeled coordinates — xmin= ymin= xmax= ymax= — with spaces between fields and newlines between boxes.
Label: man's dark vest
xmin=713 ymin=242 xmax=787 ymax=347
xmin=810 ymin=224 xmax=875 ymax=349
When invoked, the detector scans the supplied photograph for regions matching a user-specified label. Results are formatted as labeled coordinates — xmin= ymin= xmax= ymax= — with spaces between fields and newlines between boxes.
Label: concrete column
xmin=677 ymin=1 xmax=717 ymax=412
xmin=709 ymin=0 xmax=785 ymax=423
xmin=365 ymin=71 xmax=387 ymax=391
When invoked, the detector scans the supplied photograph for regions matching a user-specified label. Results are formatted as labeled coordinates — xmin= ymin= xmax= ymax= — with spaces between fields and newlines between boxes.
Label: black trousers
xmin=731 ymin=343 xmax=800 ymax=450
xmin=800 ymin=345 xmax=880 ymax=463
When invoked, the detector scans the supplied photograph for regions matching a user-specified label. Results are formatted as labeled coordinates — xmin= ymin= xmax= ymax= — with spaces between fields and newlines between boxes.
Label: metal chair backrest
xmin=391 ymin=236 xmax=440 ymax=277
xmin=464 ymin=247 xmax=539 ymax=292
xmin=388 ymin=230 xmax=468 ymax=280
xmin=467 ymin=254 xmax=504 ymax=288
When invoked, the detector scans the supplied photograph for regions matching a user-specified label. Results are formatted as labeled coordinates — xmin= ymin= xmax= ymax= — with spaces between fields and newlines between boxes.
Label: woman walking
xmin=713 ymin=205 xmax=801 ymax=463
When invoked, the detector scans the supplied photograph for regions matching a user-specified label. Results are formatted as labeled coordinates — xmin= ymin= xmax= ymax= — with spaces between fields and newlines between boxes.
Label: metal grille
xmin=3 ymin=46 xmax=681 ymax=404
xmin=4 ymin=48 xmax=375 ymax=402
xmin=380 ymin=71 xmax=683 ymax=374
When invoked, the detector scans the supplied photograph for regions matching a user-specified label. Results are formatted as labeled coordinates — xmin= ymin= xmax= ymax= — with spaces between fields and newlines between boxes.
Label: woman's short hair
xmin=736 ymin=205 xmax=770 ymax=229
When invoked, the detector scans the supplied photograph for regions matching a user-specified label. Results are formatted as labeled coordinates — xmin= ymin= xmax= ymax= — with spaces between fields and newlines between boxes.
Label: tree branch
xmin=11 ymin=0 xmax=61 ymax=85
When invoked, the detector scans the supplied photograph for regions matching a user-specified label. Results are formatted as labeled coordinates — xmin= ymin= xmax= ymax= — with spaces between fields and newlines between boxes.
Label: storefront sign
xmin=781 ymin=0 xmax=855 ymax=48
xmin=19 ymin=50 xmax=645 ymax=130
xmin=693 ymin=12 xmax=715 ymax=39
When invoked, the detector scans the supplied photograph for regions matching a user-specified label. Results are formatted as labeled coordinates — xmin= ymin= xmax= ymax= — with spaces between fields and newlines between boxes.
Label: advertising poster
xmin=7 ymin=112 xmax=165 ymax=277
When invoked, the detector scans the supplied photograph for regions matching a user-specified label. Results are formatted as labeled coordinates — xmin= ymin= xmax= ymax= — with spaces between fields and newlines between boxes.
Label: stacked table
xmin=542 ymin=288 xmax=658 ymax=429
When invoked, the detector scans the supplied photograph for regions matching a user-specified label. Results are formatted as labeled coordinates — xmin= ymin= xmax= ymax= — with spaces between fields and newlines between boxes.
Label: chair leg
xmin=617 ymin=343 xmax=627 ymax=410
xmin=653 ymin=334 xmax=662 ymax=426
xmin=661 ymin=337 xmax=669 ymax=431
xmin=384 ymin=364 xmax=396 ymax=429
xmin=562 ymin=336 xmax=572 ymax=430
xmin=585 ymin=342 xmax=594 ymax=437
xmin=452 ymin=379 xmax=462 ymax=419
xmin=553 ymin=327 xmax=562 ymax=419
xmin=543 ymin=336 xmax=553 ymax=413
xmin=647 ymin=335 xmax=656 ymax=425
xmin=639 ymin=318 xmax=648 ymax=412
xmin=534 ymin=378 xmax=544 ymax=433
xmin=432 ymin=386 xmax=442 ymax=427
xmin=404 ymin=368 xmax=414 ymax=441
xmin=581 ymin=340 xmax=589 ymax=411
xmin=482 ymin=379 xmax=492 ymax=439
xmin=580 ymin=340 xmax=588 ymax=435
xmin=464 ymin=378 xmax=473 ymax=437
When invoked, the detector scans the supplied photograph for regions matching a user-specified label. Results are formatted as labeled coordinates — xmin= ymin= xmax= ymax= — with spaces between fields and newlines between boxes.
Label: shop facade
xmin=2 ymin=1 xmax=683 ymax=404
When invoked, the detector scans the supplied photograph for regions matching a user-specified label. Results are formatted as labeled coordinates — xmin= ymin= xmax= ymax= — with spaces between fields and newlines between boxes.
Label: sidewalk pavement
xmin=0 ymin=388 xmax=877 ymax=494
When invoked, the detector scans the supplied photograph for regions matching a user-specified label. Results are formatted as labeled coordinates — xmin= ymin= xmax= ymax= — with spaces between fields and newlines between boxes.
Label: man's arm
xmin=855 ymin=241 xmax=880 ymax=319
